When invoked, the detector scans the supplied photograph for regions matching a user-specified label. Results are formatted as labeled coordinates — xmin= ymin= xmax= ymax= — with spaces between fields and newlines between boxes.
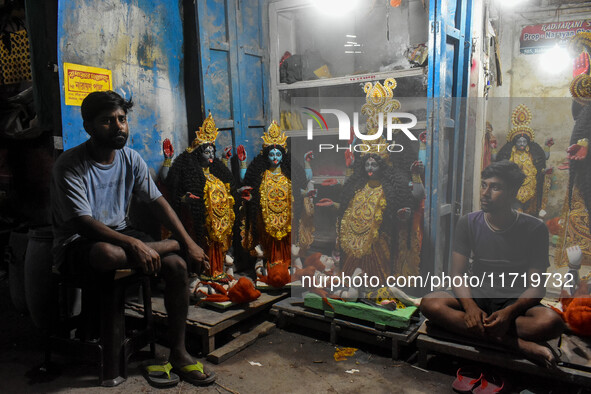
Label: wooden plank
xmin=206 ymin=321 xmax=276 ymax=364
xmin=130 ymin=291 xmax=287 ymax=328
xmin=272 ymin=297 xmax=422 ymax=340
xmin=416 ymin=334 xmax=591 ymax=386
xmin=126 ymin=291 xmax=287 ymax=356
xmin=270 ymin=297 xmax=423 ymax=360
xmin=419 ymin=320 xmax=565 ymax=357
xmin=560 ymin=334 xmax=591 ymax=369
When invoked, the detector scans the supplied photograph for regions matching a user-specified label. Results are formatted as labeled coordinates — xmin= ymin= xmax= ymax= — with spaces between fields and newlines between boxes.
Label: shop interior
xmin=2 ymin=0 xmax=591 ymax=392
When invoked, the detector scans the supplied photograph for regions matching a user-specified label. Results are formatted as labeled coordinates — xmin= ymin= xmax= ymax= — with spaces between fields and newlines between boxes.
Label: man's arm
xmin=451 ymin=251 xmax=487 ymax=335
xmin=150 ymin=196 xmax=209 ymax=273
xmin=483 ymin=267 xmax=545 ymax=336
xmin=69 ymin=215 xmax=161 ymax=274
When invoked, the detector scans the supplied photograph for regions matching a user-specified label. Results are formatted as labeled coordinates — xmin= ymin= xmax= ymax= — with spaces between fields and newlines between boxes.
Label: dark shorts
xmin=445 ymin=290 xmax=544 ymax=316
xmin=60 ymin=227 xmax=153 ymax=285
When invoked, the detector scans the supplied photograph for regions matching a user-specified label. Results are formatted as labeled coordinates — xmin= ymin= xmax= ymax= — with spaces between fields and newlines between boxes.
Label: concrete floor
xmin=1 ymin=276 xmax=587 ymax=393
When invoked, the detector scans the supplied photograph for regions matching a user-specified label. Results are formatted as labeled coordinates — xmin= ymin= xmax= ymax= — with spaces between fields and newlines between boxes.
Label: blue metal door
xmin=236 ymin=0 xmax=269 ymax=158
xmin=196 ymin=0 xmax=269 ymax=162
xmin=425 ymin=0 xmax=473 ymax=273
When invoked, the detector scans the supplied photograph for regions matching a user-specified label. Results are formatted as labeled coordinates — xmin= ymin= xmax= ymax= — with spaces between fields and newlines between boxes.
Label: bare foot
xmin=169 ymin=351 xmax=214 ymax=380
xmin=517 ymin=338 xmax=557 ymax=368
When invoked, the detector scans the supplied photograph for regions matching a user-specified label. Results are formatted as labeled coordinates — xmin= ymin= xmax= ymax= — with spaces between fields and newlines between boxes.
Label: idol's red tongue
xmin=273 ymin=160 xmax=278 ymax=164
xmin=368 ymin=172 xmax=373 ymax=177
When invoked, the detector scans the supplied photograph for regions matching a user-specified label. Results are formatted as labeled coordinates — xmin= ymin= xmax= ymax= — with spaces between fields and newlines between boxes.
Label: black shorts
xmin=60 ymin=227 xmax=153 ymax=285
xmin=445 ymin=290 xmax=544 ymax=316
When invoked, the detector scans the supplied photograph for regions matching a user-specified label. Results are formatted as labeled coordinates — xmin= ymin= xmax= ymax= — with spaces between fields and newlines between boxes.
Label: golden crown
xmin=262 ymin=120 xmax=288 ymax=149
xmin=195 ymin=112 xmax=219 ymax=145
xmin=187 ymin=112 xmax=219 ymax=153
xmin=506 ymin=104 xmax=534 ymax=142
xmin=361 ymin=78 xmax=401 ymax=134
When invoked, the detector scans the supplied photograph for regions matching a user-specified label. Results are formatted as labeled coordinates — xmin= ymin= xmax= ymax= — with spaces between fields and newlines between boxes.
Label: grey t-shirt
xmin=453 ymin=211 xmax=549 ymax=298
xmin=50 ymin=143 xmax=162 ymax=267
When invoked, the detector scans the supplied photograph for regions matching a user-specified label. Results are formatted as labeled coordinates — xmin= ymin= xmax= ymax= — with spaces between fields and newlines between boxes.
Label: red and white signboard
xmin=520 ymin=19 xmax=591 ymax=54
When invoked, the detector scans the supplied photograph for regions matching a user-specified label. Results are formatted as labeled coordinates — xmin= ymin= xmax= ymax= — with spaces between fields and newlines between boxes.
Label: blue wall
xmin=57 ymin=0 xmax=187 ymax=174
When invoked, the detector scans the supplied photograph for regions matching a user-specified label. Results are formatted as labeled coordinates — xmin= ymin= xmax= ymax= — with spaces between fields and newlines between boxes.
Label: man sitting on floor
xmin=51 ymin=90 xmax=215 ymax=386
xmin=420 ymin=160 xmax=564 ymax=367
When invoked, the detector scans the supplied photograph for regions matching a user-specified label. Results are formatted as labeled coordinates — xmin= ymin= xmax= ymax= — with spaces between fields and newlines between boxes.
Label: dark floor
xmin=1 ymin=273 xmax=589 ymax=393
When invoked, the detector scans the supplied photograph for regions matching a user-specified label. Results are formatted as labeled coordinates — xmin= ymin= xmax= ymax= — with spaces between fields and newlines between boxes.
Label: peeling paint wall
xmin=488 ymin=5 xmax=591 ymax=275
xmin=489 ymin=6 xmax=591 ymax=223
xmin=57 ymin=0 xmax=187 ymax=174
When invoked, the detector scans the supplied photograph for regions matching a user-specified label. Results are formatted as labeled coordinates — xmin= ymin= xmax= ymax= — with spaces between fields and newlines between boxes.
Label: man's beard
xmin=480 ymin=199 xmax=492 ymax=212
xmin=98 ymin=132 xmax=128 ymax=149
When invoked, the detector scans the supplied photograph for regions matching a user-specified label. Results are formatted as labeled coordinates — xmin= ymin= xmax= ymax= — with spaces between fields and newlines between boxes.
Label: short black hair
xmin=481 ymin=160 xmax=526 ymax=195
xmin=81 ymin=91 xmax=133 ymax=123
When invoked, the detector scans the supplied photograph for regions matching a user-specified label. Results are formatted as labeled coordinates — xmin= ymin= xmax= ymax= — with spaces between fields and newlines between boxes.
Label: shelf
xmin=277 ymin=68 xmax=426 ymax=91
xmin=285 ymin=121 xmax=428 ymax=138
xmin=312 ymin=175 xmax=346 ymax=185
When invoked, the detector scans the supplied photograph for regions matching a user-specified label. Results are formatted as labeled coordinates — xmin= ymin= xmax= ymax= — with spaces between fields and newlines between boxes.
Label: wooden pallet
xmin=416 ymin=321 xmax=591 ymax=386
xmin=127 ymin=291 xmax=287 ymax=355
xmin=270 ymin=297 xmax=423 ymax=359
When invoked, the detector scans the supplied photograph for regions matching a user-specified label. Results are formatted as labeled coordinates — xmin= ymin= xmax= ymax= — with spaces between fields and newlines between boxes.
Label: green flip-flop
xmin=141 ymin=360 xmax=180 ymax=388
xmin=173 ymin=361 xmax=216 ymax=386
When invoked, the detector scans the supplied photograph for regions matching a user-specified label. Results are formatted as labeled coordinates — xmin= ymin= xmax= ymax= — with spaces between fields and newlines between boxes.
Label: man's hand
xmin=185 ymin=240 xmax=210 ymax=274
xmin=483 ymin=308 xmax=514 ymax=337
xmin=464 ymin=305 xmax=487 ymax=335
xmin=127 ymin=238 xmax=161 ymax=275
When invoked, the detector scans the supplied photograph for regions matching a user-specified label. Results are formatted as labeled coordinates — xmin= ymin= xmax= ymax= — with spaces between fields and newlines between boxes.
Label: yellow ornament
xmin=187 ymin=112 xmax=219 ymax=152
xmin=507 ymin=104 xmax=534 ymax=142
xmin=340 ymin=183 xmax=387 ymax=258
xmin=361 ymin=78 xmax=401 ymax=135
xmin=203 ymin=170 xmax=235 ymax=251
xmin=261 ymin=120 xmax=288 ymax=150
xmin=260 ymin=170 xmax=292 ymax=240
xmin=510 ymin=146 xmax=537 ymax=205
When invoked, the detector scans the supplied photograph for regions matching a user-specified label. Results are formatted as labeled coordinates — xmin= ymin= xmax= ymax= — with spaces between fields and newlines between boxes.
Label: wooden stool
xmin=45 ymin=269 xmax=155 ymax=386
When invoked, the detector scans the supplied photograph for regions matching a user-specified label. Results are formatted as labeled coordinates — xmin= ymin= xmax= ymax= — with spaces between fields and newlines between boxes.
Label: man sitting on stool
xmin=51 ymin=90 xmax=215 ymax=386
xmin=420 ymin=160 xmax=564 ymax=368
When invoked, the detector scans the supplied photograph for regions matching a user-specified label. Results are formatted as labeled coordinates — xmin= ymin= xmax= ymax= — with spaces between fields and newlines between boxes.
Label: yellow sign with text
xmin=64 ymin=63 xmax=112 ymax=106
